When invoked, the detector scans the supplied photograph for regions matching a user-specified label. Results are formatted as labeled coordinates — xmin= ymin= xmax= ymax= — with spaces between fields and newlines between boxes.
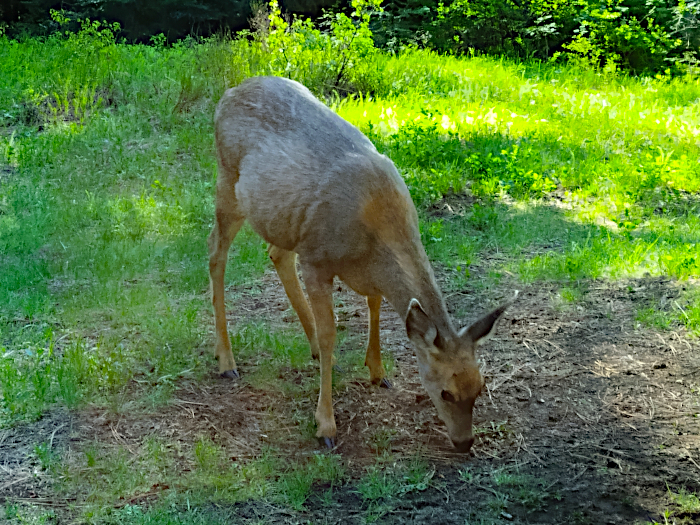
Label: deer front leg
xmin=208 ymin=212 xmax=244 ymax=378
xmin=302 ymin=267 xmax=337 ymax=448
xmin=365 ymin=295 xmax=391 ymax=388
xmin=268 ymin=245 xmax=321 ymax=360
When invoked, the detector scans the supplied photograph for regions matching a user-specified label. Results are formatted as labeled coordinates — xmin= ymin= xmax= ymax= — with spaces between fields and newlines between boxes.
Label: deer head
xmin=406 ymin=298 xmax=512 ymax=452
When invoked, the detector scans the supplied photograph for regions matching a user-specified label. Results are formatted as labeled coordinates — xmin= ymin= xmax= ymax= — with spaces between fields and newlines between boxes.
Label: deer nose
xmin=451 ymin=436 xmax=475 ymax=453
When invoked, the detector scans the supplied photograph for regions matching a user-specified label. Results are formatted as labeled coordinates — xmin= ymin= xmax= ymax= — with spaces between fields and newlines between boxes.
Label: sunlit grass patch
xmin=338 ymin=54 xmax=700 ymax=210
xmin=517 ymin=221 xmax=700 ymax=283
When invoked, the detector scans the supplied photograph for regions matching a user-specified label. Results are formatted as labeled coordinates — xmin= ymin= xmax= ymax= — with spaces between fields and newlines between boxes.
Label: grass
xmin=458 ymin=465 xmax=554 ymax=521
xmin=668 ymin=485 xmax=700 ymax=515
xmin=1 ymin=16 xmax=700 ymax=525
xmin=354 ymin=453 xmax=436 ymax=520
xmin=59 ymin=437 xmax=344 ymax=516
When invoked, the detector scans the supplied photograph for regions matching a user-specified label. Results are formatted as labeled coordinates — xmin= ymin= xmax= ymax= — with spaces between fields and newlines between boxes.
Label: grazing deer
xmin=209 ymin=76 xmax=513 ymax=452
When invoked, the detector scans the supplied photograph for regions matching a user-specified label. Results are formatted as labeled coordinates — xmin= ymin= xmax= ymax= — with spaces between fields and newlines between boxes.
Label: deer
xmin=208 ymin=76 xmax=513 ymax=453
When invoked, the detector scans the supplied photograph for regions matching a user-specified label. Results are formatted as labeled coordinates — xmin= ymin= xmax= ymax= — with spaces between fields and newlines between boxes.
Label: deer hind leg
xmin=208 ymin=209 xmax=244 ymax=378
xmin=301 ymin=265 xmax=337 ymax=447
xmin=268 ymin=245 xmax=321 ymax=360
xmin=365 ymin=295 xmax=391 ymax=388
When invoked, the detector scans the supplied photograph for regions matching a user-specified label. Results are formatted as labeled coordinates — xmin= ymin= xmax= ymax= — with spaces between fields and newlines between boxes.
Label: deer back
xmin=215 ymin=77 xmax=424 ymax=298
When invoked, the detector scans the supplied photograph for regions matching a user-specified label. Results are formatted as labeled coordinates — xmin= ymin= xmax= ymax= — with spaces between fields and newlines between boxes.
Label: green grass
xmin=57 ymin=435 xmax=345 ymax=519
xmin=1 ymin=17 xmax=700 ymax=524
xmin=354 ymin=453 xmax=436 ymax=520
xmin=668 ymin=485 xmax=700 ymax=515
xmin=457 ymin=465 xmax=554 ymax=522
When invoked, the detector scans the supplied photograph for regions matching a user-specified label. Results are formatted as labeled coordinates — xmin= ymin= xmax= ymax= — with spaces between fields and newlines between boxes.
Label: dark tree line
xmin=2 ymin=0 xmax=699 ymax=73
xmin=0 ymin=0 xmax=338 ymax=40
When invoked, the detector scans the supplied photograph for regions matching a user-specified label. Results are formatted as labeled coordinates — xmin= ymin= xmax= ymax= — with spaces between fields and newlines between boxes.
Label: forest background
xmin=1 ymin=0 xmax=699 ymax=74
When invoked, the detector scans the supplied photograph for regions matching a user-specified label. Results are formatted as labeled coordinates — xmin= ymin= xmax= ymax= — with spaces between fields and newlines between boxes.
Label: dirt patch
xmin=75 ymin=380 xmax=272 ymax=462
xmin=0 ymin=409 xmax=73 ymax=502
xmin=4 ymin=271 xmax=700 ymax=523
xmin=426 ymin=191 xmax=478 ymax=219
xmin=219 ymin=271 xmax=700 ymax=522
xmin=458 ymin=277 xmax=700 ymax=523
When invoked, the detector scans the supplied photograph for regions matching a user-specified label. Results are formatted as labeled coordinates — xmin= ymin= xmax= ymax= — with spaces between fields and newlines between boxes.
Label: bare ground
xmin=2 ymin=268 xmax=700 ymax=524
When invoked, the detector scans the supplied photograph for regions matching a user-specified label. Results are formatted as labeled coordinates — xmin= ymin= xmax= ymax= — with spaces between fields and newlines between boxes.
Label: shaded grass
xmin=58 ymin=435 xmax=346 ymax=520
xmin=457 ymin=465 xmax=557 ymax=522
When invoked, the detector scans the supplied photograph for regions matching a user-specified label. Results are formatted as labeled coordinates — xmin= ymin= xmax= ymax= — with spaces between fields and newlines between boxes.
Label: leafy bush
xmin=561 ymin=0 xmax=683 ymax=72
xmin=4 ymin=0 xmax=698 ymax=73
xmin=376 ymin=0 xmax=699 ymax=73
xmin=254 ymin=0 xmax=383 ymax=94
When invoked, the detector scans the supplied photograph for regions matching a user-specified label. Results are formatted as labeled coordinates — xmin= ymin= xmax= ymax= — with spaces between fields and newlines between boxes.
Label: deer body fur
xmin=209 ymin=76 xmax=511 ymax=452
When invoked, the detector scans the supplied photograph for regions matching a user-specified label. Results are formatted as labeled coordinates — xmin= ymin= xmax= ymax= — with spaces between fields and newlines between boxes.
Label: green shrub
xmin=376 ymin=0 xmax=699 ymax=73
xmin=255 ymin=0 xmax=383 ymax=95
xmin=561 ymin=0 xmax=682 ymax=73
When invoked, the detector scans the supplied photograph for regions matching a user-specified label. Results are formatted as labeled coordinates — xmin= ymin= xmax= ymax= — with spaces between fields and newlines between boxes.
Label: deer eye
xmin=441 ymin=390 xmax=456 ymax=403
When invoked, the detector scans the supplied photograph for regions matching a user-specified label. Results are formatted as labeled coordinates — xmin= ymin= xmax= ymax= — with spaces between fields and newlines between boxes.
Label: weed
xmin=475 ymin=420 xmax=511 ymax=441
xmin=568 ymin=511 xmax=592 ymax=524
xmin=400 ymin=454 xmax=435 ymax=494
xmin=459 ymin=467 xmax=475 ymax=483
xmin=362 ymin=502 xmax=394 ymax=523
xmin=33 ymin=441 xmax=59 ymax=472
xmin=311 ymin=452 xmax=346 ymax=485
xmin=3 ymin=502 xmax=18 ymax=520
xmin=636 ymin=307 xmax=673 ymax=331
xmin=277 ymin=468 xmax=316 ymax=511
xmin=274 ymin=454 xmax=344 ymax=511
xmin=193 ymin=436 xmax=224 ymax=472
xmin=560 ymin=286 xmax=583 ymax=304
xmin=356 ymin=454 xmax=436 ymax=510
xmin=357 ymin=464 xmax=401 ymax=502
xmin=367 ymin=428 xmax=397 ymax=454
xmin=668 ymin=485 xmax=700 ymax=514
xmin=275 ymin=453 xmax=346 ymax=510
xmin=486 ymin=491 xmax=509 ymax=512
xmin=645 ymin=509 xmax=680 ymax=525
xmin=83 ymin=444 xmax=98 ymax=468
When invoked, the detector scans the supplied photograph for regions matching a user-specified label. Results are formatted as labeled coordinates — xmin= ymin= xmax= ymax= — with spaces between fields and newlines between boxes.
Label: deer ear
xmin=406 ymin=299 xmax=438 ymax=348
xmin=462 ymin=291 xmax=518 ymax=344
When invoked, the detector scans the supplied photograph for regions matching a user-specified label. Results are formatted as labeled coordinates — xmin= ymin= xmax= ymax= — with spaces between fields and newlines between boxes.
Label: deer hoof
xmin=221 ymin=369 xmax=239 ymax=380
xmin=379 ymin=378 xmax=392 ymax=389
xmin=319 ymin=436 xmax=336 ymax=449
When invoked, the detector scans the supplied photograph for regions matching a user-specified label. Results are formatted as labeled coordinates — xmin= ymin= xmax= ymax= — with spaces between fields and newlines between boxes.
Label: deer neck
xmin=381 ymin=248 xmax=456 ymax=339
